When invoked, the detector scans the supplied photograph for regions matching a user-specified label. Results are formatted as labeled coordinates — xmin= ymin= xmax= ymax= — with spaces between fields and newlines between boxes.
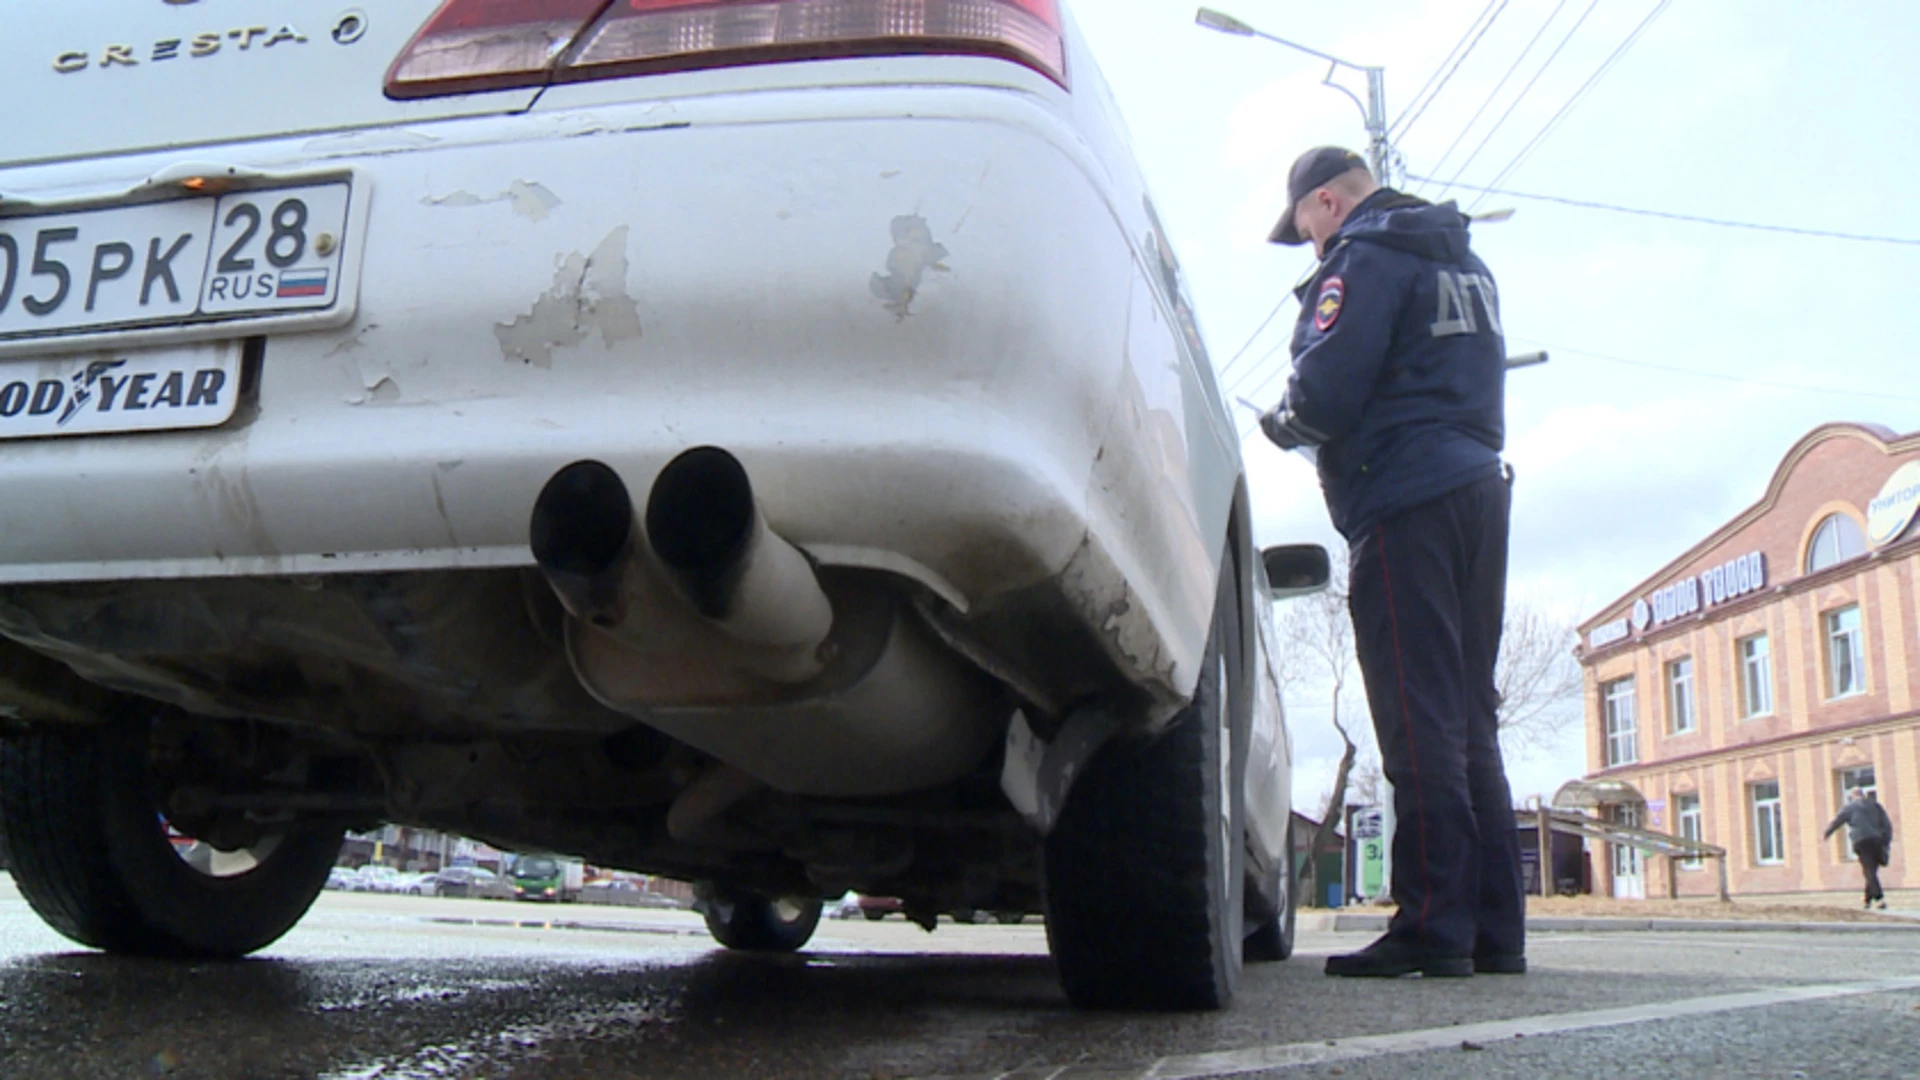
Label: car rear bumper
xmin=0 ymin=81 xmax=1229 ymax=707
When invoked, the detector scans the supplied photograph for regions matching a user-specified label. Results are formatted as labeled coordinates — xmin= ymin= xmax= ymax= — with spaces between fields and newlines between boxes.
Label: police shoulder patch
xmin=1314 ymin=276 xmax=1345 ymax=332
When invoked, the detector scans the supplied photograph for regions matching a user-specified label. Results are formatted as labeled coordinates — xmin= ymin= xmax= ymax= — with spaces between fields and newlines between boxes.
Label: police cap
xmin=1269 ymin=146 xmax=1370 ymax=245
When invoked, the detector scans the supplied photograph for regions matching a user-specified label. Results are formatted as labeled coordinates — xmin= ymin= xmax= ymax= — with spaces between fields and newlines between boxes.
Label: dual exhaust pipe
xmin=530 ymin=447 xmax=833 ymax=688
xmin=529 ymin=446 xmax=1008 ymax=798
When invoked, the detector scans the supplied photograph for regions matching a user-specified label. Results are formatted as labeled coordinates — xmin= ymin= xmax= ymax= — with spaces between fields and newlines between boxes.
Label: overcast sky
xmin=1068 ymin=0 xmax=1920 ymax=810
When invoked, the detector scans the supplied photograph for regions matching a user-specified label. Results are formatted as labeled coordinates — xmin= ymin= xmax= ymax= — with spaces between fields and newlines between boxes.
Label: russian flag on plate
xmin=276 ymin=268 xmax=330 ymax=298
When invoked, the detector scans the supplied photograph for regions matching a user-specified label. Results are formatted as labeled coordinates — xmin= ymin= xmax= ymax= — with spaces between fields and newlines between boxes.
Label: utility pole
xmin=1196 ymin=8 xmax=1392 ymax=185
xmin=1362 ymin=67 xmax=1390 ymax=186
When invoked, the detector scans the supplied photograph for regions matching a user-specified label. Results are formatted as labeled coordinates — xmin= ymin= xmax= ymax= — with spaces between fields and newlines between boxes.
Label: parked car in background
xmin=0 ymin=0 xmax=1314 ymax=1009
xmin=421 ymin=865 xmax=506 ymax=900
xmin=325 ymin=866 xmax=356 ymax=892
xmin=348 ymin=866 xmax=403 ymax=894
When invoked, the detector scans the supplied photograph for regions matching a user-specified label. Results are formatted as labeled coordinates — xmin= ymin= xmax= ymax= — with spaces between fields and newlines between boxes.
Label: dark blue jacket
xmin=1265 ymin=189 xmax=1506 ymax=539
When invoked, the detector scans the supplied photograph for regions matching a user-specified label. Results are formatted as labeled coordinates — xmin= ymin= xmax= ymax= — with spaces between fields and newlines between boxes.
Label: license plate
xmin=0 ymin=342 xmax=241 ymax=441
xmin=0 ymin=181 xmax=351 ymax=342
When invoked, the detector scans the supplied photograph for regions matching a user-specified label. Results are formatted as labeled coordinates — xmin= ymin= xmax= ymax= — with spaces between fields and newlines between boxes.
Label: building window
xmin=1835 ymin=765 xmax=1877 ymax=861
xmin=1677 ymin=793 xmax=1703 ymax=870
xmin=1603 ymin=678 xmax=1637 ymax=766
xmin=1805 ymin=513 xmax=1867 ymax=573
xmin=1738 ymin=634 xmax=1773 ymax=718
xmin=1824 ymin=606 xmax=1865 ymax=699
xmin=1751 ymin=781 xmax=1785 ymax=866
xmin=1667 ymin=657 xmax=1696 ymax=734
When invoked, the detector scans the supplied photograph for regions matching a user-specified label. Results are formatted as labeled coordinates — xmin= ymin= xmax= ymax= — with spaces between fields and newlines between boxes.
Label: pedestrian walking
xmin=1258 ymin=147 xmax=1522 ymax=978
xmin=1824 ymin=788 xmax=1894 ymax=909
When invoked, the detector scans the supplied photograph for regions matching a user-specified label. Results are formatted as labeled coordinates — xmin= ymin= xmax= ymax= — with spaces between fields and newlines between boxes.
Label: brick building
xmin=1574 ymin=423 xmax=1920 ymax=902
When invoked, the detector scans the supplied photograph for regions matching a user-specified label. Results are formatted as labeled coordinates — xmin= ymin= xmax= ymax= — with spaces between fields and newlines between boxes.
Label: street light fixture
xmin=1194 ymin=7 xmax=1390 ymax=185
xmin=1194 ymin=7 xmax=1255 ymax=35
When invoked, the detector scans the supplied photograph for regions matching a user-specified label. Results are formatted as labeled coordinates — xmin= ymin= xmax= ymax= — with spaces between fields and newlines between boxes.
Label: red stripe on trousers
xmin=1376 ymin=522 xmax=1434 ymax=941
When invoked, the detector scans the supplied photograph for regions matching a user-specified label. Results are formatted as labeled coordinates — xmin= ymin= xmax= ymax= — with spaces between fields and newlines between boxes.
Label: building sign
xmin=1642 ymin=550 xmax=1768 ymax=630
xmin=1868 ymin=461 xmax=1920 ymax=548
xmin=1352 ymin=808 xmax=1385 ymax=899
xmin=1588 ymin=618 xmax=1631 ymax=649
xmin=1595 ymin=550 xmax=1771 ymax=647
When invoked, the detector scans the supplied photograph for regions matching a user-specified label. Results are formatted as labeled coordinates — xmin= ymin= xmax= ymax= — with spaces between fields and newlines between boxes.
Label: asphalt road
xmin=1 ymin=877 xmax=1917 ymax=1079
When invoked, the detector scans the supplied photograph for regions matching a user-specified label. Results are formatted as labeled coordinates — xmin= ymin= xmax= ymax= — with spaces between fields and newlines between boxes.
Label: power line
xmin=1215 ymin=294 xmax=1294 ymax=384
xmin=1406 ymin=177 xmax=1920 ymax=246
xmin=1229 ymin=336 xmax=1298 ymax=412
xmin=1475 ymin=0 xmax=1674 ymax=206
xmin=1240 ymin=336 xmax=1920 ymax=443
xmin=1433 ymin=0 xmax=1603 ymax=199
xmin=1507 ymin=338 xmax=1920 ymax=402
xmin=1417 ymin=0 xmax=1571 ymax=196
xmin=1219 ymin=258 xmax=1322 ymax=386
xmin=1390 ymin=0 xmax=1502 ymax=137
xmin=1391 ymin=0 xmax=1510 ymax=143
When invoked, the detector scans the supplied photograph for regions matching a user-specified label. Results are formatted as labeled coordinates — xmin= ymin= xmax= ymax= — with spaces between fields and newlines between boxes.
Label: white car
xmin=349 ymin=865 xmax=404 ymax=893
xmin=0 ymin=0 xmax=1317 ymax=1009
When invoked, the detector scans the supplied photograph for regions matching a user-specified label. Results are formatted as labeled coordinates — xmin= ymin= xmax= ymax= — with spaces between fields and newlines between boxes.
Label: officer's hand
xmin=1259 ymin=406 xmax=1301 ymax=450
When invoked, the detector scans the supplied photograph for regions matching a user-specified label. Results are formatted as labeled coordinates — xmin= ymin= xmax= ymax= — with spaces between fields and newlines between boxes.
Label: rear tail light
xmin=570 ymin=0 xmax=1065 ymax=85
xmin=386 ymin=0 xmax=1065 ymax=100
xmin=387 ymin=0 xmax=615 ymax=99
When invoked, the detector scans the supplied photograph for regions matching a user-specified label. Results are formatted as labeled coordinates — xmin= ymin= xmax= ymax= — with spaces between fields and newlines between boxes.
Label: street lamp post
xmin=1195 ymin=7 xmax=1391 ymax=185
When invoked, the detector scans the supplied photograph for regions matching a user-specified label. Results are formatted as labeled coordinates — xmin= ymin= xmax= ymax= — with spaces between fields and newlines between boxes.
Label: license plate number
xmin=0 ymin=342 xmax=241 ymax=441
xmin=0 ymin=181 xmax=351 ymax=341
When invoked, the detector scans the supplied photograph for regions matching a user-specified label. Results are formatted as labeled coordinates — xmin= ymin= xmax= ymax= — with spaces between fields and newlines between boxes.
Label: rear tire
xmin=700 ymin=887 xmax=823 ymax=953
xmin=1042 ymin=555 xmax=1247 ymax=1010
xmin=0 ymin=719 xmax=343 ymax=958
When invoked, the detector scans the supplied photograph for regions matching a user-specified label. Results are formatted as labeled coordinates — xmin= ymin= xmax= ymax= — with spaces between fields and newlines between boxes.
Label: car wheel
xmin=0 ymin=718 xmax=343 ymax=958
xmin=994 ymin=912 xmax=1025 ymax=925
xmin=1042 ymin=552 xmax=1247 ymax=1010
xmin=1244 ymin=814 xmax=1296 ymax=962
xmin=862 ymin=908 xmax=887 ymax=922
xmin=700 ymin=887 xmax=823 ymax=953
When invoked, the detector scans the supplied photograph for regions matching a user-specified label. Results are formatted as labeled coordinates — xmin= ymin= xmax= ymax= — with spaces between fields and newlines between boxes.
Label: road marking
xmin=1603 ymin=936 xmax=1920 ymax=954
xmin=929 ymin=975 xmax=1920 ymax=1080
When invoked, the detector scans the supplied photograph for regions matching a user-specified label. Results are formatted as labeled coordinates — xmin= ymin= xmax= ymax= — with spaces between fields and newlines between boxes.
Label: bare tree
xmin=1272 ymin=551 xmax=1584 ymax=906
xmin=1273 ymin=560 xmax=1360 ymax=908
xmin=1347 ymin=749 xmax=1384 ymax=810
xmin=1493 ymin=600 xmax=1586 ymax=754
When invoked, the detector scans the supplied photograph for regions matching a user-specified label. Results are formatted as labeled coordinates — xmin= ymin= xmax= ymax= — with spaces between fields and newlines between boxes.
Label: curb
xmin=1305 ymin=911 xmax=1920 ymax=934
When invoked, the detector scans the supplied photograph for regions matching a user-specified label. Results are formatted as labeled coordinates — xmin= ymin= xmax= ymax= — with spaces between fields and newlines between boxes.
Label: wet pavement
xmin=1 ymin=876 xmax=1917 ymax=1079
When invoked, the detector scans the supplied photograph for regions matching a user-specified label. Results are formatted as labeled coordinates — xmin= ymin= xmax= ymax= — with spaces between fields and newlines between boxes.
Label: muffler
xmin=529 ymin=449 xmax=1008 ymax=797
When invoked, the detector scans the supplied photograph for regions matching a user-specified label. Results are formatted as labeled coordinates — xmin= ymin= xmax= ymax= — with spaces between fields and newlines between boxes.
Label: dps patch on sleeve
xmin=1314 ymin=275 xmax=1345 ymax=332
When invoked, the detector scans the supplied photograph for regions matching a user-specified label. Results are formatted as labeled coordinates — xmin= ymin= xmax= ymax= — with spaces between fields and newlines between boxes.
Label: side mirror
xmin=1261 ymin=544 xmax=1331 ymax=600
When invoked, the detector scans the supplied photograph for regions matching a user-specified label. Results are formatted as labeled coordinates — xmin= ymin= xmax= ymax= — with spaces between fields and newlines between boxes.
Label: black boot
xmin=1325 ymin=936 xmax=1473 ymax=978
xmin=1473 ymin=952 xmax=1527 ymax=974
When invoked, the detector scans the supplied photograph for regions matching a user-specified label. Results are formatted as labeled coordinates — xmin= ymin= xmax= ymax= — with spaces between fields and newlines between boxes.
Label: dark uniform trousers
xmin=1347 ymin=471 xmax=1524 ymax=959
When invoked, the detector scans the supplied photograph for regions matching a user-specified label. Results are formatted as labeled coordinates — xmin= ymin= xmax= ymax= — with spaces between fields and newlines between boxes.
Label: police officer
xmin=1259 ymin=147 xmax=1524 ymax=978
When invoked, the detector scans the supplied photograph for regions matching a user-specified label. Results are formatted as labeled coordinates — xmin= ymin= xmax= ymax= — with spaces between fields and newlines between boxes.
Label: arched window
xmin=1805 ymin=513 xmax=1867 ymax=573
